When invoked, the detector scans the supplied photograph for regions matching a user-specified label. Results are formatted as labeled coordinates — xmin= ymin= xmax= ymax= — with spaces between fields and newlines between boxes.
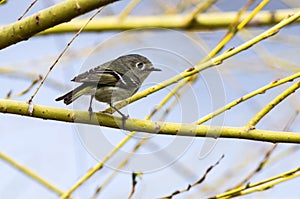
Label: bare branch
xmin=0 ymin=99 xmax=300 ymax=143
xmin=0 ymin=0 xmax=120 ymax=49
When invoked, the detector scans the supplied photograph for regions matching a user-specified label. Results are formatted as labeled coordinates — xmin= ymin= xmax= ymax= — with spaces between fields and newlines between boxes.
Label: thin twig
xmin=27 ymin=7 xmax=104 ymax=110
xmin=6 ymin=75 xmax=42 ymax=99
xmin=159 ymin=155 xmax=224 ymax=199
xmin=128 ymin=172 xmax=142 ymax=199
xmin=17 ymin=0 xmax=39 ymax=20
xmin=229 ymin=144 xmax=277 ymax=190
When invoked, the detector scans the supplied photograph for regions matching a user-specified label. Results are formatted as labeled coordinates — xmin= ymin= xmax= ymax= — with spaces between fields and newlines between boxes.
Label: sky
xmin=0 ymin=1 xmax=300 ymax=199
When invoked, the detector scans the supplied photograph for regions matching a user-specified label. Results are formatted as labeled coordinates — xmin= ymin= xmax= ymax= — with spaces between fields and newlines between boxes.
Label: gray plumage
xmin=56 ymin=54 xmax=160 ymax=107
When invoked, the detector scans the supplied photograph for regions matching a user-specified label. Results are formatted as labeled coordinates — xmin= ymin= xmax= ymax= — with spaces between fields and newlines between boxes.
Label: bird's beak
xmin=148 ymin=67 xmax=161 ymax=72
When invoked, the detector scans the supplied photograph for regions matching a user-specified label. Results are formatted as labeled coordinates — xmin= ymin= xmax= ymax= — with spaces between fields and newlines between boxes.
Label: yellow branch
xmin=196 ymin=72 xmax=300 ymax=124
xmin=105 ymin=11 xmax=300 ymax=113
xmin=0 ymin=99 xmax=300 ymax=143
xmin=246 ymin=81 xmax=300 ymax=129
xmin=210 ymin=167 xmax=300 ymax=199
xmin=40 ymin=8 xmax=300 ymax=35
xmin=0 ymin=0 xmax=119 ymax=49
xmin=0 ymin=152 xmax=64 ymax=196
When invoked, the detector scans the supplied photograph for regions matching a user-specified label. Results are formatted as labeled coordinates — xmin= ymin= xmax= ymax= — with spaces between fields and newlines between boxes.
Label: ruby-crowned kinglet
xmin=56 ymin=54 xmax=161 ymax=117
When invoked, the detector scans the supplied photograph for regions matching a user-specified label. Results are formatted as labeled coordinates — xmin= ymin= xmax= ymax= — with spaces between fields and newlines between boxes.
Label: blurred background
xmin=0 ymin=0 xmax=300 ymax=198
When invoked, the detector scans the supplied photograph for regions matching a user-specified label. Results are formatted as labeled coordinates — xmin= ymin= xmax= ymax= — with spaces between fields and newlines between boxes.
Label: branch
xmin=196 ymin=73 xmax=300 ymax=124
xmin=159 ymin=155 xmax=224 ymax=199
xmin=39 ymin=8 xmax=300 ymax=35
xmin=0 ymin=99 xmax=300 ymax=143
xmin=209 ymin=166 xmax=300 ymax=199
xmin=0 ymin=151 xmax=64 ymax=196
xmin=0 ymin=0 xmax=119 ymax=49
xmin=106 ymin=11 xmax=300 ymax=113
xmin=246 ymin=81 xmax=300 ymax=129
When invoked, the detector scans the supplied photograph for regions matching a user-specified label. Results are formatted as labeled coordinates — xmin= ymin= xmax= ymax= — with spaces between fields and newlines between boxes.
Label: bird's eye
xmin=136 ymin=62 xmax=145 ymax=70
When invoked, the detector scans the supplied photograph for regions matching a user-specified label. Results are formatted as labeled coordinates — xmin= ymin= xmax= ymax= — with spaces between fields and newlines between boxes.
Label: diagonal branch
xmin=0 ymin=151 xmax=64 ymax=196
xmin=245 ymin=81 xmax=300 ymax=129
xmin=0 ymin=0 xmax=120 ymax=49
xmin=105 ymin=11 xmax=300 ymax=113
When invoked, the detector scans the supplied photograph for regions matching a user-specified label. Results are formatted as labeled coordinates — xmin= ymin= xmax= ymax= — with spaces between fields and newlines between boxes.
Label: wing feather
xmin=71 ymin=61 xmax=122 ymax=86
xmin=71 ymin=60 xmax=141 ymax=89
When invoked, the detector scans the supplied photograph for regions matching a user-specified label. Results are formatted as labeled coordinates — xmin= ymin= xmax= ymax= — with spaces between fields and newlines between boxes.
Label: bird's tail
xmin=55 ymin=84 xmax=94 ymax=105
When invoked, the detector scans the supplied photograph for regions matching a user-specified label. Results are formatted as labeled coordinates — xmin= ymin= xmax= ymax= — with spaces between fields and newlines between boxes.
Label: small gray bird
xmin=56 ymin=54 xmax=161 ymax=118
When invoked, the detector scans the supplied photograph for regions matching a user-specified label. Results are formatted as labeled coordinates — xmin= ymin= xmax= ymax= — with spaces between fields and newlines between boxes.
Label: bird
xmin=55 ymin=54 xmax=161 ymax=119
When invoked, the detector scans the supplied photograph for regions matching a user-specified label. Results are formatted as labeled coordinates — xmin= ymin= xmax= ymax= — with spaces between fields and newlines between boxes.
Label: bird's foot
xmin=88 ymin=106 xmax=93 ymax=120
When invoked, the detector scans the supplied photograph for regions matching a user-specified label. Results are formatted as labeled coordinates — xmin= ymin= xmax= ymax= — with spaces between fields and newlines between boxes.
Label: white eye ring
xmin=136 ymin=62 xmax=145 ymax=70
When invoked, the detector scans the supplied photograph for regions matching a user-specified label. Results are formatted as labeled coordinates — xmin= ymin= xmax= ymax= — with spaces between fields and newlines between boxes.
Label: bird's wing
xmin=72 ymin=68 xmax=125 ymax=86
xmin=71 ymin=61 xmax=123 ymax=86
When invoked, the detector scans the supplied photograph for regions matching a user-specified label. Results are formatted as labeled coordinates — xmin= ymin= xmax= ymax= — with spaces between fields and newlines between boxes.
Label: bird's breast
xmin=94 ymin=86 xmax=139 ymax=104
